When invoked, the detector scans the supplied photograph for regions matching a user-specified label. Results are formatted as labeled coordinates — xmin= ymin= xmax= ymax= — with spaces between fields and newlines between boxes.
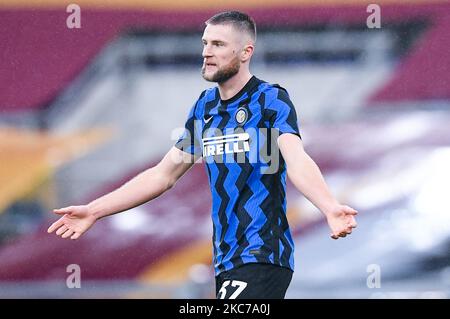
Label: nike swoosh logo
xmin=204 ymin=115 xmax=213 ymax=123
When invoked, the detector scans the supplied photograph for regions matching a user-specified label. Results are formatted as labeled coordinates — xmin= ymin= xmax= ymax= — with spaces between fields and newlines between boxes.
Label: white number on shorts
xmin=218 ymin=280 xmax=248 ymax=299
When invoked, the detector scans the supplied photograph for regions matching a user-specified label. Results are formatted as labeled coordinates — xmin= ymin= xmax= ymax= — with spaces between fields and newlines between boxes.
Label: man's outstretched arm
xmin=278 ymin=133 xmax=358 ymax=239
xmin=47 ymin=146 xmax=196 ymax=240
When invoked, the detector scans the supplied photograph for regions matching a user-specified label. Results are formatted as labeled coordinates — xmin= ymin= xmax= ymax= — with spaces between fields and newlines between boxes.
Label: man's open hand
xmin=47 ymin=205 xmax=96 ymax=240
xmin=325 ymin=205 xmax=358 ymax=240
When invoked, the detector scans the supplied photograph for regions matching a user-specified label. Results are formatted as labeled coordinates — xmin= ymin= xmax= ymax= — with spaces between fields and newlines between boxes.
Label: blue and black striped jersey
xmin=176 ymin=76 xmax=300 ymax=275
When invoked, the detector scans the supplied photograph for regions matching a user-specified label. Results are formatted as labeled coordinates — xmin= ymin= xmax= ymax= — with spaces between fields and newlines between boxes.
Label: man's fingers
xmin=347 ymin=215 xmax=357 ymax=228
xmin=48 ymin=219 xmax=64 ymax=233
xmin=53 ymin=207 xmax=73 ymax=215
xmin=62 ymin=229 xmax=75 ymax=239
xmin=331 ymin=228 xmax=353 ymax=240
xmin=55 ymin=225 xmax=68 ymax=236
xmin=71 ymin=232 xmax=81 ymax=240
xmin=345 ymin=207 xmax=358 ymax=216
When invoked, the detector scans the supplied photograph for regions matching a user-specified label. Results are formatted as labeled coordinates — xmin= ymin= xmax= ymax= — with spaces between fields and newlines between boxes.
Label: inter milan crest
xmin=235 ymin=106 xmax=248 ymax=125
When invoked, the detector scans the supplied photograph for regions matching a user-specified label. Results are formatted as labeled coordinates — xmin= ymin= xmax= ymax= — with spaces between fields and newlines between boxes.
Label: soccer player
xmin=48 ymin=11 xmax=357 ymax=299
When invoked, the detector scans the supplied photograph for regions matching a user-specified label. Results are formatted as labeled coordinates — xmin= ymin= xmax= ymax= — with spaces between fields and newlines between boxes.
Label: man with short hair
xmin=48 ymin=11 xmax=357 ymax=299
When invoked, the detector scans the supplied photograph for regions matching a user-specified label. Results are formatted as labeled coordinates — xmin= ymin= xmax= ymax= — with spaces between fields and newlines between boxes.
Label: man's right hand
xmin=47 ymin=205 xmax=97 ymax=240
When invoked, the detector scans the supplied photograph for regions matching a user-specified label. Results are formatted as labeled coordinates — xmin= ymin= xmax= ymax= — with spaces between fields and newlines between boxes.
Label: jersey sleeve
xmin=265 ymin=86 xmax=301 ymax=138
xmin=174 ymin=92 xmax=204 ymax=156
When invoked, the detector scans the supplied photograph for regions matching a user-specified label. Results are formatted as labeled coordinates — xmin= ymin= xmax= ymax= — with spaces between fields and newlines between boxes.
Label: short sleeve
xmin=174 ymin=93 xmax=204 ymax=156
xmin=265 ymin=86 xmax=301 ymax=138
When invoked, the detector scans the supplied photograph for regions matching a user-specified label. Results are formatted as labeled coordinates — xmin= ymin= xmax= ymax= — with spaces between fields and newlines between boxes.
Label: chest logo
xmin=204 ymin=115 xmax=213 ymax=124
xmin=235 ymin=107 xmax=248 ymax=125
xmin=202 ymin=133 xmax=250 ymax=157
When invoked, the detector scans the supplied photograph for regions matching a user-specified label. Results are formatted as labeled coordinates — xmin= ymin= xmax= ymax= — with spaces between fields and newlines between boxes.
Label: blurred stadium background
xmin=1 ymin=0 xmax=450 ymax=298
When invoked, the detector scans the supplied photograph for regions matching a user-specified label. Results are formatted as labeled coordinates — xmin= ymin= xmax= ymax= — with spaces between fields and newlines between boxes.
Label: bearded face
xmin=201 ymin=24 xmax=244 ymax=84
xmin=202 ymin=55 xmax=240 ymax=83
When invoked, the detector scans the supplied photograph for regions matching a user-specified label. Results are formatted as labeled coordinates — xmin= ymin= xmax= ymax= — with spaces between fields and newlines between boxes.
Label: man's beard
xmin=202 ymin=56 xmax=240 ymax=83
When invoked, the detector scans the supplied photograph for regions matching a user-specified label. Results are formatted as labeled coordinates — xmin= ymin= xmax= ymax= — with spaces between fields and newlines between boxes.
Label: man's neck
xmin=218 ymin=71 xmax=253 ymax=101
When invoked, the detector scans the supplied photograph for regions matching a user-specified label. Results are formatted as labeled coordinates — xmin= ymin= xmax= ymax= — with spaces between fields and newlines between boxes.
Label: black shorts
xmin=215 ymin=263 xmax=293 ymax=299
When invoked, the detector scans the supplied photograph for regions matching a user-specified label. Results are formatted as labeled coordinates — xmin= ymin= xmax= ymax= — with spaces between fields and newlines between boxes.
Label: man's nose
xmin=202 ymin=45 xmax=213 ymax=58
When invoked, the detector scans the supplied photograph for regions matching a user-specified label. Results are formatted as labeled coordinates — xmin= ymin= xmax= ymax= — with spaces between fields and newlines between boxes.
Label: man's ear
xmin=241 ymin=44 xmax=254 ymax=63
